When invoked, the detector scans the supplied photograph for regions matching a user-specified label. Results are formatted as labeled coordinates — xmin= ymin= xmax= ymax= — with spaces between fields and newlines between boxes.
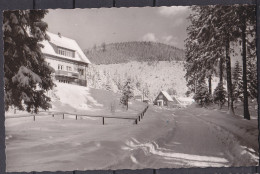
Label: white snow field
xmin=5 ymin=83 xmax=259 ymax=172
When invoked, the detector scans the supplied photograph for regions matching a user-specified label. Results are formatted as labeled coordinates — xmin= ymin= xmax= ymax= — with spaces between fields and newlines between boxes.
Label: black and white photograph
xmin=3 ymin=5 xmax=258 ymax=172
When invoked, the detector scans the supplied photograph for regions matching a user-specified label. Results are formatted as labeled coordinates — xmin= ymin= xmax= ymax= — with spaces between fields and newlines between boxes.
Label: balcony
xmin=55 ymin=70 xmax=79 ymax=79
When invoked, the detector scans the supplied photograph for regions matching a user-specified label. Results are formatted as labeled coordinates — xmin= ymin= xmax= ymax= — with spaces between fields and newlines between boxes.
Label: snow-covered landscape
xmin=5 ymin=81 xmax=259 ymax=172
xmin=4 ymin=5 xmax=259 ymax=172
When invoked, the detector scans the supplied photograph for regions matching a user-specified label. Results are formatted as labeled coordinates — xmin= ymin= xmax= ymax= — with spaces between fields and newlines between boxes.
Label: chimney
xmin=58 ymin=32 xmax=61 ymax=38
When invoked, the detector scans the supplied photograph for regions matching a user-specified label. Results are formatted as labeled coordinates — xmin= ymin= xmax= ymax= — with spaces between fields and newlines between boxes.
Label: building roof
xmin=41 ymin=32 xmax=91 ymax=64
xmin=178 ymin=97 xmax=195 ymax=102
xmin=171 ymin=95 xmax=182 ymax=105
xmin=161 ymin=91 xmax=174 ymax=101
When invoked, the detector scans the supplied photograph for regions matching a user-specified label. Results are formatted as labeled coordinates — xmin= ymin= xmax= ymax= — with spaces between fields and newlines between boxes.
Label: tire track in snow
xmin=122 ymin=137 xmax=229 ymax=168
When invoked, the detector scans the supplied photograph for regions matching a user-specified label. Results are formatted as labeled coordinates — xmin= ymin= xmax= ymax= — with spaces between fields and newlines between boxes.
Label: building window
xmin=66 ymin=66 xmax=72 ymax=71
xmin=58 ymin=47 xmax=74 ymax=58
xmin=78 ymin=69 xmax=84 ymax=76
xmin=58 ymin=64 xmax=63 ymax=70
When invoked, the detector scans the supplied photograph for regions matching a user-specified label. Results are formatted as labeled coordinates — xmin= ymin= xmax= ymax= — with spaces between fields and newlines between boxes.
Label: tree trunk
xmin=208 ymin=75 xmax=212 ymax=95
xmin=225 ymin=35 xmax=235 ymax=115
xmin=219 ymin=57 xmax=224 ymax=83
xmin=219 ymin=57 xmax=224 ymax=110
xmin=241 ymin=20 xmax=250 ymax=120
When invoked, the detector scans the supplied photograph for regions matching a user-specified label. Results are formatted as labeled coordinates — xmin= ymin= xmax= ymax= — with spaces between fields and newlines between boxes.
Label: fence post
xmin=33 ymin=115 xmax=35 ymax=121
xmin=102 ymin=117 xmax=105 ymax=125
xmin=63 ymin=114 xmax=64 ymax=119
xmin=136 ymin=119 xmax=138 ymax=124
xmin=139 ymin=115 xmax=140 ymax=121
xmin=76 ymin=115 xmax=77 ymax=120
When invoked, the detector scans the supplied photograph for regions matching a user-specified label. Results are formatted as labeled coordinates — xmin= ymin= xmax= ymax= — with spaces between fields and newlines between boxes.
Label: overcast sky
xmin=43 ymin=6 xmax=191 ymax=50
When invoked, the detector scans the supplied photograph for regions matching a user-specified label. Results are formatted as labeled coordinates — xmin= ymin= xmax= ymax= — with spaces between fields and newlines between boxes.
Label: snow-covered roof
xmin=41 ymin=32 xmax=91 ymax=64
xmin=178 ymin=97 xmax=195 ymax=102
xmin=161 ymin=91 xmax=174 ymax=101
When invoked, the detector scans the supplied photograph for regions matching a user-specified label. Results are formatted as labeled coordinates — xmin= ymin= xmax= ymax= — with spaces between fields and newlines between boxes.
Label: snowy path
xmin=118 ymin=106 xmax=258 ymax=169
xmin=119 ymin=108 xmax=229 ymax=168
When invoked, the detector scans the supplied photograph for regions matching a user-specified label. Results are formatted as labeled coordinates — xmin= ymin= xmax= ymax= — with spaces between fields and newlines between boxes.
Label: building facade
xmin=41 ymin=32 xmax=91 ymax=86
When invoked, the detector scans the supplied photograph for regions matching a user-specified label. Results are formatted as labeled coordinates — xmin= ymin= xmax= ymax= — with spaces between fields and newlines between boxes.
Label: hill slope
xmin=84 ymin=41 xmax=185 ymax=64
xmin=86 ymin=61 xmax=188 ymax=100
xmin=49 ymin=83 xmax=146 ymax=117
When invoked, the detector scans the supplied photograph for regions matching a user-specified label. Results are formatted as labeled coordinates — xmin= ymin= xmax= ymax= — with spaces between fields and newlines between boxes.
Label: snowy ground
xmin=5 ymin=103 xmax=258 ymax=172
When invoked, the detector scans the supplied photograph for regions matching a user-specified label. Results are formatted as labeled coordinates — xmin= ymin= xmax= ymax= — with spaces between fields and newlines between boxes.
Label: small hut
xmin=154 ymin=91 xmax=181 ymax=108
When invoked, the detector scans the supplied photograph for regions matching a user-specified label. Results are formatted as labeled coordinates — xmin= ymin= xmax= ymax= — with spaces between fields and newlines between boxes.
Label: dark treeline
xmin=185 ymin=5 xmax=257 ymax=119
xmin=84 ymin=41 xmax=185 ymax=64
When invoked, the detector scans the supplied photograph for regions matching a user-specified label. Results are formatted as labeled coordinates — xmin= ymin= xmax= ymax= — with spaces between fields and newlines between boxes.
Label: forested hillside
xmin=86 ymin=61 xmax=189 ymax=101
xmin=84 ymin=41 xmax=185 ymax=64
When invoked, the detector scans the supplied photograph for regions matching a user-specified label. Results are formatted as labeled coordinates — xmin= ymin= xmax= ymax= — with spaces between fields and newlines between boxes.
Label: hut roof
xmin=161 ymin=91 xmax=174 ymax=101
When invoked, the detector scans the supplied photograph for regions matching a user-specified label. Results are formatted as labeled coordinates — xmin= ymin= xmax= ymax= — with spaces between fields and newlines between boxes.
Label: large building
xmin=41 ymin=32 xmax=91 ymax=86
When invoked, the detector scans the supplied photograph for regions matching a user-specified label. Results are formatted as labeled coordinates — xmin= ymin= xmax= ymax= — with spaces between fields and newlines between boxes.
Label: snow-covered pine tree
xmin=232 ymin=61 xmax=243 ymax=102
xmin=114 ymin=76 xmax=123 ymax=93
xmin=105 ymin=79 xmax=112 ymax=91
xmin=246 ymin=17 xmax=257 ymax=102
xmin=213 ymin=81 xmax=227 ymax=109
xmin=247 ymin=56 xmax=257 ymax=100
xmin=96 ymin=70 xmax=103 ymax=89
xmin=143 ymin=83 xmax=150 ymax=100
xmin=193 ymin=79 xmax=211 ymax=107
xmin=104 ymin=72 xmax=112 ymax=91
xmin=4 ymin=10 xmax=55 ymax=113
xmin=235 ymin=5 xmax=255 ymax=120
xmin=185 ymin=6 xmax=221 ymax=101
xmin=186 ymin=5 xmax=250 ymax=114
xmin=120 ymin=78 xmax=134 ymax=110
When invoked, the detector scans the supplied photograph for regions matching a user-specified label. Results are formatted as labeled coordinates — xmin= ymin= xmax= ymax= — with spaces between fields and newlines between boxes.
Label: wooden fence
xmin=6 ymin=105 xmax=149 ymax=125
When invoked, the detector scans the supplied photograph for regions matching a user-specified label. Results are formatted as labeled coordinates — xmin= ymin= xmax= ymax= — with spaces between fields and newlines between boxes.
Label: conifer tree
xmin=120 ymin=78 xmax=134 ymax=110
xmin=104 ymin=72 xmax=112 ymax=91
xmin=213 ymin=81 xmax=227 ymax=109
xmin=193 ymin=79 xmax=211 ymax=107
xmin=4 ymin=10 xmax=54 ymax=113
xmin=232 ymin=61 xmax=243 ymax=102
xmin=105 ymin=79 xmax=112 ymax=91
xmin=235 ymin=5 xmax=255 ymax=120
xmin=247 ymin=56 xmax=257 ymax=100
xmin=185 ymin=5 xmax=257 ymax=115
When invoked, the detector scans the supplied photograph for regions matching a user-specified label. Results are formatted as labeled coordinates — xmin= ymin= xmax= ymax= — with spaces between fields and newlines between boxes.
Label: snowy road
xmin=5 ymin=105 xmax=258 ymax=172
xmin=117 ymin=106 xmax=258 ymax=169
